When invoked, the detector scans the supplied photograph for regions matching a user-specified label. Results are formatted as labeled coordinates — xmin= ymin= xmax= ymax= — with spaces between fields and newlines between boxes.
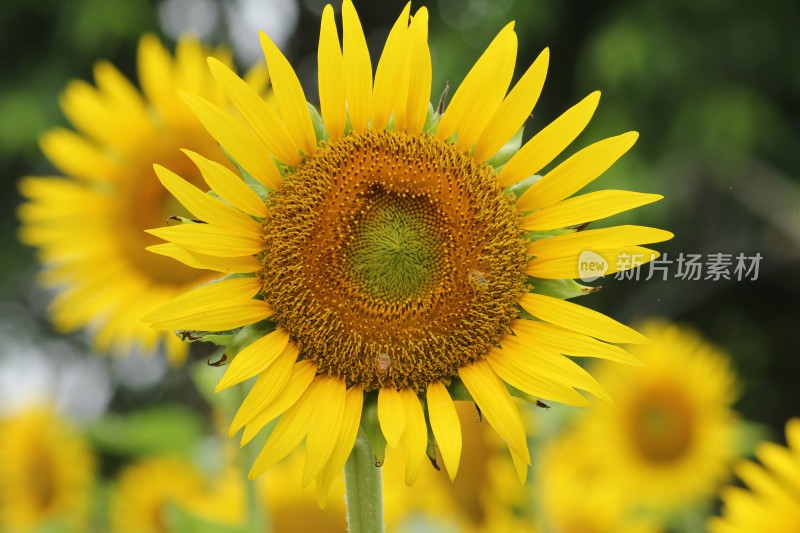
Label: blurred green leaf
xmin=86 ymin=405 xmax=205 ymax=457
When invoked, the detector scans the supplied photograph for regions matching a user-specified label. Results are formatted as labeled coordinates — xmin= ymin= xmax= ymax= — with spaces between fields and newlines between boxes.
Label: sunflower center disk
xmin=346 ymin=189 xmax=445 ymax=302
xmin=627 ymin=385 xmax=696 ymax=463
xmin=261 ymin=130 xmax=527 ymax=391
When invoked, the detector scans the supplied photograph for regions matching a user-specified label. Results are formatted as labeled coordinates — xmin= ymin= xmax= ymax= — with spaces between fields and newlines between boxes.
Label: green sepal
xmin=506 ymin=174 xmax=542 ymax=201
xmin=447 ymin=380 xmax=473 ymax=402
xmin=359 ymin=396 xmax=387 ymax=466
xmin=220 ymin=146 xmax=270 ymax=200
xmin=225 ymin=319 xmax=277 ymax=357
xmin=423 ymin=102 xmax=437 ymax=133
xmin=527 ymin=277 xmax=601 ymax=300
xmin=307 ymin=102 xmax=328 ymax=143
xmin=486 ymin=127 xmax=524 ymax=169
xmin=423 ymin=403 xmax=441 ymax=471
xmin=525 ymin=227 xmax=577 ymax=242
xmin=506 ymin=382 xmax=539 ymax=404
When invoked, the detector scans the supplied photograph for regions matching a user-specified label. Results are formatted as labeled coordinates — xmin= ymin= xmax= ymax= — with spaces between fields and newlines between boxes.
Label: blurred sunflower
xmin=143 ymin=0 xmax=671 ymax=501
xmin=709 ymin=418 xmax=800 ymax=533
xmin=109 ymin=456 xmax=244 ymax=533
xmin=385 ymin=402 xmax=533 ymax=532
xmin=575 ymin=320 xmax=740 ymax=511
xmin=537 ymin=432 xmax=661 ymax=533
xmin=0 ymin=407 xmax=94 ymax=532
xmin=17 ymin=35 xmax=268 ymax=364
xmin=258 ymin=449 xmax=347 ymax=531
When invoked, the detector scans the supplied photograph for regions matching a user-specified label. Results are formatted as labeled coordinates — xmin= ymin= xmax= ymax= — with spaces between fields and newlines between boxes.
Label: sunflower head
xmin=574 ymin=319 xmax=741 ymax=510
xmin=0 ymin=407 xmax=94 ymax=531
xmin=17 ymin=34 xmax=269 ymax=365
xmin=143 ymin=0 xmax=671 ymax=503
xmin=110 ymin=456 xmax=245 ymax=533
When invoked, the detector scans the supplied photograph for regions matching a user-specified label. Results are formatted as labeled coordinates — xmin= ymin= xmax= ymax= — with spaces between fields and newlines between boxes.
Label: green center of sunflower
xmin=346 ymin=187 xmax=446 ymax=302
xmin=260 ymin=129 xmax=527 ymax=391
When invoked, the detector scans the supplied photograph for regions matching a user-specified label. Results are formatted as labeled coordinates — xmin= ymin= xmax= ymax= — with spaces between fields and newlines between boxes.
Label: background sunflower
xmin=0 ymin=0 xmax=798 ymax=531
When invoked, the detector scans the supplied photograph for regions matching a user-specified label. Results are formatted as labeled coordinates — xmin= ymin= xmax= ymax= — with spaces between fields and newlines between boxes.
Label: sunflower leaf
xmin=85 ymin=406 xmax=204 ymax=457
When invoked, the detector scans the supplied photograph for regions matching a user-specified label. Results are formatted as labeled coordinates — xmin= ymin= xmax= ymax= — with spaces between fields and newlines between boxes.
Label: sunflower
xmin=17 ymin=34 xmax=269 ymax=364
xmin=708 ymin=418 xmax=800 ymax=533
xmin=109 ymin=456 xmax=245 ymax=533
xmin=0 ymin=407 xmax=94 ymax=532
xmin=574 ymin=320 xmax=740 ymax=511
xmin=537 ymin=432 xmax=661 ymax=533
xmin=143 ymin=0 xmax=671 ymax=501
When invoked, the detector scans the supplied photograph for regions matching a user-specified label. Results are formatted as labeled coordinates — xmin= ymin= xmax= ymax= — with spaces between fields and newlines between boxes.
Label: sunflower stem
xmin=344 ymin=429 xmax=385 ymax=533
xmin=235 ymin=381 xmax=270 ymax=533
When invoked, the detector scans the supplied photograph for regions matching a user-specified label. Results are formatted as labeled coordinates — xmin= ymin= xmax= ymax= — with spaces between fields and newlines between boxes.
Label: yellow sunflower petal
xmin=371 ymin=3 xmax=411 ymax=131
xmin=458 ymin=359 xmax=530 ymax=463
xmin=229 ymin=343 xmax=299 ymax=435
xmin=249 ymin=378 xmax=323 ymax=479
xmin=318 ymin=5 xmax=347 ymax=141
xmin=315 ymin=385 xmax=363 ymax=508
xmin=486 ymin=347 xmax=590 ymax=406
xmin=146 ymin=243 xmax=261 ymax=274
xmin=60 ymin=80 xmax=125 ymax=148
xmin=180 ymin=91 xmax=282 ymax=190
xmin=241 ymin=360 xmax=318 ymax=446
xmin=145 ymin=223 xmax=264 ymax=258
xmin=734 ymin=461 xmax=784 ymax=498
xmin=174 ymin=36 xmax=207 ymax=95
xmin=525 ymin=245 xmax=660 ymax=279
xmin=153 ymin=164 xmax=262 ymax=232
xmin=786 ymin=419 xmax=800 ymax=452
xmin=502 ymin=330 xmax=611 ymax=401
xmin=497 ymin=91 xmax=600 ymax=187
xmin=529 ymin=225 xmax=673 ymax=257
xmin=303 ymin=377 xmax=347 ymax=487
xmin=259 ymin=31 xmax=317 ymax=156
xmin=516 ymin=132 xmax=639 ymax=213
xmin=474 ymin=47 xmax=549 ymax=163
xmin=757 ymin=442 xmax=800 ymax=490
xmin=93 ymin=60 xmax=145 ymax=114
xmin=39 ymin=129 xmax=120 ymax=183
xmin=426 ymin=381 xmax=462 ymax=481
xmin=215 ymin=328 xmax=291 ymax=392
xmin=207 ymin=57 xmax=300 ymax=166
xmin=509 ymin=449 xmax=529 ymax=484
xmin=518 ymin=292 xmax=648 ymax=345
xmin=137 ymin=33 xmax=175 ymax=110
xmin=182 ymin=150 xmax=268 ymax=218
xmin=400 ymin=7 xmax=431 ymax=133
xmin=399 ymin=388 xmax=427 ymax=486
xmin=522 ymin=189 xmax=662 ymax=231
xmin=142 ymin=277 xmax=272 ymax=331
xmin=378 ymin=387 xmax=406 ymax=447
xmin=513 ymin=319 xmax=642 ymax=366
xmin=342 ymin=0 xmax=372 ymax=132
xmin=436 ymin=22 xmax=517 ymax=151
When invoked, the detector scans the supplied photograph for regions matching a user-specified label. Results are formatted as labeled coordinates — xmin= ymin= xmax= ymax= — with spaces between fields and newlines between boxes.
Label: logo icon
xmin=578 ymin=251 xmax=608 ymax=282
